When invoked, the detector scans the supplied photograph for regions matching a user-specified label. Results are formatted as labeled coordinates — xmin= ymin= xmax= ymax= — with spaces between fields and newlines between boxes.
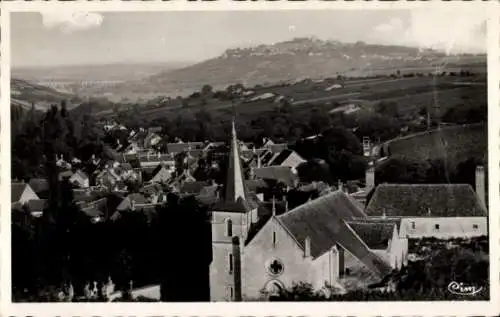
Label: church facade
xmin=209 ymin=121 xmax=395 ymax=301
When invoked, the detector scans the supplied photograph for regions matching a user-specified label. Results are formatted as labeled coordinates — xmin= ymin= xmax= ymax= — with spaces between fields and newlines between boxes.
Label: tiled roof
xmin=81 ymin=206 xmax=103 ymax=218
xmin=268 ymin=149 xmax=293 ymax=166
xmin=28 ymin=178 xmax=49 ymax=193
xmin=346 ymin=222 xmax=395 ymax=250
xmin=245 ymin=179 xmax=269 ymax=192
xmin=167 ymin=142 xmax=204 ymax=154
xmin=267 ymin=143 xmax=288 ymax=153
xmin=141 ymin=183 xmax=163 ymax=195
xmin=254 ymin=166 xmax=298 ymax=188
xmin=26 ymin=199 xmax=47 ymax=212
xmin=357 ymin=217 xmax=403 ymax=232
xmin=58 ymin=170 xmax=74 ymax=180
xmin=148 ymin=126 xmax=162 ymax=133
xmin=277 ymin=190 xmax=391 ymax=277
xmin=128 ymin=193 xmax=149 ymax=204
xmin=180 ymin=181 xmax=209 ymax=195
xmin=260 ymin=151 xmax=277 ymax=166
xmin=365 ymin=184 xmax=487 ymax=217
xmin=198 ymin=184 xmax=218 ymax=197
xmin=11 ymin=183 xmax=27 ymax=202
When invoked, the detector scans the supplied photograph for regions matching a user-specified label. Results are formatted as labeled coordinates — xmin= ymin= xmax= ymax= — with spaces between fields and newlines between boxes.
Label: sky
xmin=11 ymin=9 xmax=487 ymax=68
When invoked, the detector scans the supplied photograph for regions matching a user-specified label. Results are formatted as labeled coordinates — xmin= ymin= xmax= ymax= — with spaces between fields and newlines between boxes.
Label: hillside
xmin=12 ymin=62 xmax=191 ymax=82
xmin=11 ymin=78 xmax=80 ymax=111
xmin=83 ymin=38 xmax=486 ymax=99
xmin=383 ymin=123 xmax=487 ymax=167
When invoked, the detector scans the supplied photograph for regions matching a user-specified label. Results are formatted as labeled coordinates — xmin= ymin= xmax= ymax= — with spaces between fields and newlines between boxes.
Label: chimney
xmin=475 ymin=165 xmax=486 ymax=209
xmin=366 ymin=161 xmax=375 ymax=189
xmin=285 ymin=198 xmax=289 ymax=213
xmin=304 ymin=236 xmax=311 ymax=258
xmin=131 ymin=199 xmax=136 ymax=211
xmin=337 ymin=180 xmax=343 ymax=192
xmin=257 ymin=155 xmax=262 ymax=169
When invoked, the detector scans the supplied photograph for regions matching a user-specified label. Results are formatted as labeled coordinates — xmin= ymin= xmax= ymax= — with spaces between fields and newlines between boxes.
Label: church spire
xmin=224 ymin=118 xmax=247 ymax=202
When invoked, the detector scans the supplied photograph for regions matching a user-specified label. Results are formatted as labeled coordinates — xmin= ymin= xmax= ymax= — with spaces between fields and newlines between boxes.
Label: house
xmin=124 ymin=142 xmax=143 ymax=155
xmin=180 ymin=181 xmax=209 ymax=195
xmin=81 ymin=206 xmax=105 ymax=223
xmin=324 ymin=84 xmax=343 ymax=91
xmin=58 ymin=170 xmax=74 ymax=181
xmin=253 ymin=166 xmax=299 ymax=188
xmin=28 ymin=178 xmax=50 ymax=198
xmin=69 ymin=170 xmax=90 ymax=188
xmin=12 ymin=182 xmax=39 ymax=207
xmin=138 ymin=153 xmax=175 ymax=168
xmin=167 ymin=142 xmax=205 ymax=155
xmin=208 ymin=120 xmax=393 ymax=302
xmin=26 ymin=199 xmax=47 ymax=218
xmin=144 ymin=132 xmax=162 ymax=149
xmin=116 ymin=193 xmax=150 ymax=212
xmin=365 ymin=180 xmax=488 ymax=239
xmin=348 ymin=162 xmax=375 ymax=206
xmin=56 ymin=155 xmax=72 ymax=169
xmin=147 ymin=165 xmax=173 ymax=184
xmin=346 ymin=221 xmax=404 ymax=270
xmin=355 ymin=217 xmax=408 ymax=267
xmin=250 ymin=92 xmax=275 ymax=102
xmin=267 ymin=149 xmax=306 ymax=169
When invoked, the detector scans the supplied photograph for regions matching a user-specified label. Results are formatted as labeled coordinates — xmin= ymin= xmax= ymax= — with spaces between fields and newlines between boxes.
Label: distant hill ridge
xmin=11 ymin=78 xmax=79 ymax=111
xmin=82 ymin=37 xmax=484 ymax=98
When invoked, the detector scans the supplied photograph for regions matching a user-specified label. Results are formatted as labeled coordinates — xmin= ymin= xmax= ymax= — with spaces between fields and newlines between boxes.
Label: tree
xmin=201 ymin=84 xmax=213 ymax=96
xmin=158 ymin=194 xmax=211 ymax=301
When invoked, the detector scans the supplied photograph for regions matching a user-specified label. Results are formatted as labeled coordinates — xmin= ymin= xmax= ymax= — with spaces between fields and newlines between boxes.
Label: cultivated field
xmin=384 ymin=123 xmax=487 ymax=166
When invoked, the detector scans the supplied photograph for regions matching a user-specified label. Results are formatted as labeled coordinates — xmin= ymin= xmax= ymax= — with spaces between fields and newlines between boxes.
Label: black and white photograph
xmin=4 ymin=3 xmax=498 ymax=310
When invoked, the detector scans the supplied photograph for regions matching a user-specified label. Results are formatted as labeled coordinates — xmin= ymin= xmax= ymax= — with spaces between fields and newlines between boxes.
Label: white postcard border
xmin=1 ymin=1 xmax=499 ymax=316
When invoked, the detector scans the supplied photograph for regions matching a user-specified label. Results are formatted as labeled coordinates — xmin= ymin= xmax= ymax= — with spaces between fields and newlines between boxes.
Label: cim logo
xmin=447 ymin=281 xmax=483 ymax=296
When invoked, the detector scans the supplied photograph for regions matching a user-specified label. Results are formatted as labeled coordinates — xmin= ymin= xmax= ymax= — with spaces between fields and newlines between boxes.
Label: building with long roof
xmin=209 ymin=121 xmax=397 ymax=301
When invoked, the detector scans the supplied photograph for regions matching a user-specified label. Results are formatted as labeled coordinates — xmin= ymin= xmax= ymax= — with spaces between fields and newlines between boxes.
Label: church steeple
xmin=224 ymin=119 xmax=247 ymax=202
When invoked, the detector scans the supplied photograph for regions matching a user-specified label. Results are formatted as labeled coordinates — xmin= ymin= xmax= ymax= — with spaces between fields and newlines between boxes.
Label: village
xmin=11 ymin=116 xmax=489 ymax=301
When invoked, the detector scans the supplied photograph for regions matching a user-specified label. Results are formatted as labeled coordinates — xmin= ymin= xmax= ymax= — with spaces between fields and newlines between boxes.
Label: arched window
xmin=226 ymin=218 xmax=233 ymax=237
xmin=228 ymin=253 xmax=234 ymax=274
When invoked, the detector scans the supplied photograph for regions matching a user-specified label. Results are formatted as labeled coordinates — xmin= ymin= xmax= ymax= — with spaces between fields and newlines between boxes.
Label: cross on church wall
xmin=269 ymin=259 xmax=284 ymax=275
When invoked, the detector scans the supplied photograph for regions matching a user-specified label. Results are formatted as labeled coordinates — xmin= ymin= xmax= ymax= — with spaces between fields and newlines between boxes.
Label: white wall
xmin=242 ymin=218 xmax=312 ymax=300
xmin=401 ymin=217 xmax=488 ymax=239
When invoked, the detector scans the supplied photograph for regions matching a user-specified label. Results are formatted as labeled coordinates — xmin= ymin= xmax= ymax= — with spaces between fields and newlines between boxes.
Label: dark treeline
xmin=12 ymin=183 xmax=212 ymax=301
xmin=11 ymin=103 xmax=211 ymax=301
xmin=11 ymin=101 xmax=106 ymax=181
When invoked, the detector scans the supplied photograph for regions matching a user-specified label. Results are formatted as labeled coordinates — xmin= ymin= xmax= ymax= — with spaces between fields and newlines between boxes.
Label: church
xmin=209 ymin=121 xmax=397 ymax=301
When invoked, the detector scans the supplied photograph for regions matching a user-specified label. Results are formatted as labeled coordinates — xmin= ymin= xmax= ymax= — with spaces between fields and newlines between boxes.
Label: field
xmin=384 ymin=123 xmax=487 ymax=167
xmin=99 ymin=71 xmax=486 ymax=127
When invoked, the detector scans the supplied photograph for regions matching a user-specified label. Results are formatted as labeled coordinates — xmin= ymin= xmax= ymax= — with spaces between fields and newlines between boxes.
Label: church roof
xmin=365 ymin=183 xmax=487 ymax=217
xmin=346 ymin=222 xmax=395 ymax=250
xmin=219 ymin=120 xmax=254 ymax=212
xmin=277 ymin=190 xmax=391 ymax=277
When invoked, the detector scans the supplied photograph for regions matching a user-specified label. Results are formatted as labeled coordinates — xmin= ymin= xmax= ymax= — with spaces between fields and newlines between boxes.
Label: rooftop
xmin=365 ymin=183 xmax=487 ymax=217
